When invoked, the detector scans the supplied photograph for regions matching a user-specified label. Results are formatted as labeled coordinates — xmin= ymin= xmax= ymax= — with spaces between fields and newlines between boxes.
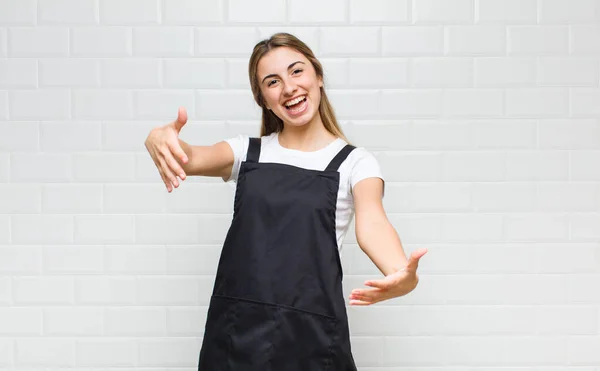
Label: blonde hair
xmin=248 ymin=32 xmax=348 ymax=141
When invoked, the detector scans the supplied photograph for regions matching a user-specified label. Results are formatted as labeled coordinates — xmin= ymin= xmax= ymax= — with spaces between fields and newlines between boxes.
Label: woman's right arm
xmin=144 ymin=107 xmax=234 ymax=192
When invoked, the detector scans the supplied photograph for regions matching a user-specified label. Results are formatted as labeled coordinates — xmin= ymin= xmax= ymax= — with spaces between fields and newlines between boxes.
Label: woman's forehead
xmin=258 ymin=47 xmax=308 ymax=73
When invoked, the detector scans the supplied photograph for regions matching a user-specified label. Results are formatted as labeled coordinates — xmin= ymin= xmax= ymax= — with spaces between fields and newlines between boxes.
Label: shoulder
xmin=343 ymin=145 xmax=384 ymax=193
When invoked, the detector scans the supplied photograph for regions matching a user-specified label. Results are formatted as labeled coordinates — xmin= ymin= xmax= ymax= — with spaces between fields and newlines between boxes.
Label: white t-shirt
xmin=223 ymin=132 xmax=384 ymax=252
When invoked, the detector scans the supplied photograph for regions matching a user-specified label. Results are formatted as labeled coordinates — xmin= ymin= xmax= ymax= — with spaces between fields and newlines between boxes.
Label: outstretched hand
xmin=349 ymin=248 xmax=427 ymax=306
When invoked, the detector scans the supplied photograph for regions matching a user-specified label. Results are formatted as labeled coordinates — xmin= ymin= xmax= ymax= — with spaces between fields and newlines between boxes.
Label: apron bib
xmin=198 ymin=137 xmax=358 ymax=371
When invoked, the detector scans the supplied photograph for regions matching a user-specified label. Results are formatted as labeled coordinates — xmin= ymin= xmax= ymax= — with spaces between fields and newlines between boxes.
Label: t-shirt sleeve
xmin=222 ymin=134 xmax=249 ymax=183
xmin=349 ymin=148 xmax=385 ymax=197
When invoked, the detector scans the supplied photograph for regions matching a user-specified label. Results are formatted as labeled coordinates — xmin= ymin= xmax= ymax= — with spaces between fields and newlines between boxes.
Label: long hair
xmin=248 ymin=33 xmax=348 ymax=141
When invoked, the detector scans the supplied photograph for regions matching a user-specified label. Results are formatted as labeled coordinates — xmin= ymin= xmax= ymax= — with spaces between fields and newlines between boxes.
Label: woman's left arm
xmin=349 ymin=177 xmax=427 ymax=305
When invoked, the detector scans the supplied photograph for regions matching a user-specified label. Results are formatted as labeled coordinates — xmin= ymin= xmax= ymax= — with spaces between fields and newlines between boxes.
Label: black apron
xmin=198 ymin=137 xmax=358 ymax=371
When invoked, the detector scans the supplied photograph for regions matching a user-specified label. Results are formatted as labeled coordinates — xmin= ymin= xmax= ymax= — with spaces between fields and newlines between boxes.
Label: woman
xmin=145 ymin=33 xmax=427 ymax=371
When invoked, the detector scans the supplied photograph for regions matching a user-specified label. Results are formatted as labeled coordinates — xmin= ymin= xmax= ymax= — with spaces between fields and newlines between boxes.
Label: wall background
xmin=1 ymin=0 xmax=600 ymax=369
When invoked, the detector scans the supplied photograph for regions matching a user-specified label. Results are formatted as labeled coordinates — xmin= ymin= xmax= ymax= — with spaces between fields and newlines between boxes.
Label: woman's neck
xmin=278 ymin=118 xmax=337 ymax=152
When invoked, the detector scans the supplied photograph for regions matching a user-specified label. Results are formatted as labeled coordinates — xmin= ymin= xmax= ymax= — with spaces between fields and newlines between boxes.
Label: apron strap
xmin=246 ymin=137 xmax=261 ymax=163
xmin=325 ymin=144 xmax=356 ymax=171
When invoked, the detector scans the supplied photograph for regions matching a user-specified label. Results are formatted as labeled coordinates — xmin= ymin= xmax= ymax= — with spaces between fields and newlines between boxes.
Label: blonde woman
xmin=144 ymin=33 xmax=427 ymax=370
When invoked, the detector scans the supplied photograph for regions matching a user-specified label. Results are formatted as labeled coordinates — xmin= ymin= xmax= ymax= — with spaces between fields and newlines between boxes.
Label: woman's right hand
xmin=145 ymin=107 xmax=190 ymax=192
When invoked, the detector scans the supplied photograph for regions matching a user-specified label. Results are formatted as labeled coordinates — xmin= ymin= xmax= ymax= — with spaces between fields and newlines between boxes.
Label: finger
xmin=364 ymin=279 xmax=391 ymax=290
xmin=407 ymin=248 xmax=428 ymax=271
xmin=157 ymin=155 xmax=179 ymax=189
xmin=349 ymin=299 xmax=373 ymax=306
xmin=157 ymin=166 xmax=173 ymax=192
xmin=173 ymin=106 xmax=188 ymax=133
xmin=164 ymin=142 xmax=188 ymax=179
xmin=147 ymin=148 xmax=173 ymax=192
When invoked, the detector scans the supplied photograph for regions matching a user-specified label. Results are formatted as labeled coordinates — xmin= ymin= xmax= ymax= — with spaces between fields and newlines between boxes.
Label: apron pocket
xmin=198 ymin=295 xmax=236 ymax=371
xmin=219 ymin=295 xmax=337 ymax=371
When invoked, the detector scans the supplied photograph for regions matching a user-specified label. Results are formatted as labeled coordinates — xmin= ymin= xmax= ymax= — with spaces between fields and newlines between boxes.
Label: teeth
xmin=284 ymin=95 xmax=306 ymax=107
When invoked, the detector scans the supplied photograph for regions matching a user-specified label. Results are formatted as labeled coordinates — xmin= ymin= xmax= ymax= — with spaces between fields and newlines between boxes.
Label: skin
xmin=144 ymin=46 xmax=427 ymax=305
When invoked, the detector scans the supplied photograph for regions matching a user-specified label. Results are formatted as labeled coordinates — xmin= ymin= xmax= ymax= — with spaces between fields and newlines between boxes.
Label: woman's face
xmin=257 ymin=46 xmax=323 ymax=128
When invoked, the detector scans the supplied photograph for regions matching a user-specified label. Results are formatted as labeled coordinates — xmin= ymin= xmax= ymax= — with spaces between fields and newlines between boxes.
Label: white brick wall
xmin=0 ymin=0 xmax=599 ymax=369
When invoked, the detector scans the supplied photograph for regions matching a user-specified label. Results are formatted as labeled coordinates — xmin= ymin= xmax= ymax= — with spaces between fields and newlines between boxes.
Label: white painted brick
xmin=442 ymin=151 xmax=506 ymax=181
xmin=408 ymin=120 xmax=473 ymax=150
xmin=350 ymin=0 xmax=408 ymax=23
xmin=75 ymin=277 xmax=136 ymax=304
xmin=0 ymin=245 xmax=40 ymax=274
xmin=0 ymin=0 xmax=36 ymax=25
xmin=377 ymin=151 xmax=442 ymax=182
xmin=505 ymin=214 xmax=569 ymax=242
xmin=43 ymin=246 xmax=104 ymax=274
xmin=442 ymin=89 xmax=503 ymax=117
xmin=0 ymin=59 xmax=37 ymax=88
xmin=348 ymin=58 xmax=408 ymax=87
xmin=196 ymin=90 xmax=260 ymax=120
xmin=508 ymin=26 xmax=569 ymax=55
xmin=105 ymin=245 xmax=166 ymax=273
xmin=162 ymin=0 xmax=222 ymax=24
xmin=72 ymin=89 xmax=133 ymax=119
xmin=474 ymin=57 xmax=536 ymax=87
xmin=100 ymin=0 xmax=159 ymax=24
xmin=163 ymin=59 xmax=225 ymax=88
xmin=535 ymin=306 xmax=598 ymax=335
xmin=195 ymin=27 xmax=260 ymax=56
xmin=135 ymin=215 xmax=199 ymax=244
xmin=104 ymin=184 xmax=166 ymax=213
xmin=538 ymin=57 xmax=600 ymax=86
xmin=76 ymin=339 xmax=136 ymax=366
xmin=0 ymin=308 xmax=41 ymax=335
xmin=413 ymin=0 xmax=474 ymax=24
xmin=166 ymin=245 xmax=221 ymax=275
xmin=320 ymin=27 xmax=380 ymax=56
xmin=473 ymin=183 xmax=536 ymax=212
xmin=71 ymin=27 xmax=132 ymax=56
xmin=347 ymin=121 xmax=409 ymax=151
xmin=42 ymin=184 xmax=103 ymax=213
xmin=539 ymin=0 xmax=599 ymax=23
xmin=472 ymin=244 xmax=537 ymax=274
xmin=538 ymin=182 xmax=599 ymax=213
xmin=8 ymin=27 xmax=69 ymax=57
xmin=43 ymin=307 xmax=104 ymax=335
xmin=0 ymin=277 xmax=11 ymax=305
xmin=476 ymin=0 xmax=537 ymax=23
xmin=571 ymin=214 xmax=600 ymax=240
xmin=352 ymin=336 xmax=384 ymax=366
xmin=167 ymin=306 xmax=207 ymax=336
xmin=166 ymin=183 xmax=233 ymax=213
xmin=105 ymin=307 xmax=166 ymax=335
xmin=0 ymin=216 xmax=8 ymax=245
xmin=289 ymin=0 xmax=346 ymax=23
xmin=570 ymin=26 xmax=600 ymax=55
xmin=568 ymin=336 xmax=600 ymax=364
xmin=11 ymin=153 xmax=71 ymax=182
xmin=39 ymin=59 xmax=100 ymax=87
xmin=12 ymin=215 xmax=73 ymax=245
xmin=102 ymin=120 xmax=159 ymax=151
xmin=134 ymin=90 xmax=195 ymax=120
xmin=137 ymin=277 xmax=203 ymax=305
xmin=536 ymin=243 xmax=600 ymax=273
xmin=567 ymin=274 xmax=600 ymax=303
xmin=0 ymin=121 xmax=38 ymax=151
xmin=382 ymin=26 xmax=443 ymax=55
xmin=506 ymin=88 xmax=569 ymax=117
xmin=9 ymin=89 xmax=70 ymax=120
xmin=225 ymin=57 xmax=252 ymax=88
xmin=72 ymin=153 xmax=135 ymax=182
xmin=571 ymin=88 xmax=600 ymax=117
xmin=380 ymin=90 xmax=442 ymax=117
xmin=411 ymin=58 xmax=473 ymax=87
xmin=507 ymin=151 xmax=569 ymax=181
xmin=40 ymin=121 xmax=101 ymax=151
xmin=410 ymin=183 xmax=472 ymax=212
xmin=139 ymin=338 xmax=201 ymax=367
xmin=319 ymin=58 xmax=349 ymax=88
xmin=257 ymin=27 xmax=320 ymax=54
xmin=326 ymin=91 xmax=379 ymax=119
xmin=13 ymin=277 xmax=74 ymax=304
xmin=539 ymin=119 xmax=600 ymax=150
xmin=445 ymin=26 xmax=506 ymax=55
xmin=38 ymin=0 xmax=97 ymax=24
xmin=15 ymin=338 xmax=75 ymax=366
xmin=474 ymin=119 xmax=537 ymax=149
xmin=0 ymin=91 xmax=6 ymax=120
xmin=74 ymin=215 xmax=135 ymax=244
xmin=228 ymin=0 xmax=285 ymax=23
xmin=0 ymin=185 xmax=40 ymax=213
xmin=133 ymin=27 xmax=193 ymax=56
xmin=571 ymin=151 xmax=600 ymax=181
xmin=0 ymin=28 xmax=5 ymax=57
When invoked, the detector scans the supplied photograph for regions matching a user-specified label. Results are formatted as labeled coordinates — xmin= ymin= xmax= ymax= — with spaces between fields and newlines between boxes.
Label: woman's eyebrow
xmin=261 ymin=61 xmax=306 ymax=83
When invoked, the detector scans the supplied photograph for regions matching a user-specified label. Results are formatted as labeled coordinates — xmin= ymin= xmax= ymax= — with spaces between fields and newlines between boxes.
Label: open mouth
xmin=284 ymin=96 xmax=307 ymax=114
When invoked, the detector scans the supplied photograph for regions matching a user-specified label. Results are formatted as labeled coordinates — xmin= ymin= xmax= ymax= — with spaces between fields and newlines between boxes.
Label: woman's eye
xmin=293 ymin=69 xmax=303 ymax=74
xmin=268 ymin=80 xmax=277 ymax=86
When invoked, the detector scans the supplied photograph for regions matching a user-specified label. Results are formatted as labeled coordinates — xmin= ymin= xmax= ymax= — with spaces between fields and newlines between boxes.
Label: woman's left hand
xmin=349 ymin=248 xmax=427 ymax=306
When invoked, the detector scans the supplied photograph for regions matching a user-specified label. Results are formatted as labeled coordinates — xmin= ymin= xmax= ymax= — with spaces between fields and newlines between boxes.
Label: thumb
xmin=173 ymin=106 xmax=188 ymax=133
